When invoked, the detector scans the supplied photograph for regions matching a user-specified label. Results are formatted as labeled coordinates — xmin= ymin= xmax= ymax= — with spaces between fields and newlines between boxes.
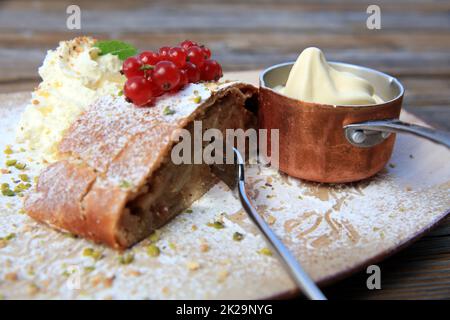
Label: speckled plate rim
xmin=263 ymin=207 xmax=449 ymax=300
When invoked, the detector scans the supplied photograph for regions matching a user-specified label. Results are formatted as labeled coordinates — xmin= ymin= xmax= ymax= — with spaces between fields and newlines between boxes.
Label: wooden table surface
xmin=0 ymin=0 xmax=449 ymax=300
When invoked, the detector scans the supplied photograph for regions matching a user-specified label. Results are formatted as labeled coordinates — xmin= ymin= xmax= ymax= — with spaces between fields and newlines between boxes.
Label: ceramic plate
xmin=0 ymin=71 xmax=448 ymax=299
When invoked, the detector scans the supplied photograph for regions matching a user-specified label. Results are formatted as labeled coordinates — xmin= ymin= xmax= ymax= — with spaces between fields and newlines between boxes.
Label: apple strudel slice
xmin=24 ymin=82 xmax=257 ymax=249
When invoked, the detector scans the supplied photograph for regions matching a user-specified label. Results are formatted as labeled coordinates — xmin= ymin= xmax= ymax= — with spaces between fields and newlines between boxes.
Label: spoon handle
xmin=233 ymin=148 xmax=327 ymax=300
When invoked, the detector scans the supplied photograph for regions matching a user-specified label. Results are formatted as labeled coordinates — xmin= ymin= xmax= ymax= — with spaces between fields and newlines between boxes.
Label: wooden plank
xmin=0 ymin=80 xmax=37 ymax=94
xmin=1 ymin=1 xmax=449 ymax=33
xmin=405 ymin=106 xmax=450 ymax=131
xmin=402 ymin=78 xmax=450 ymax=107
xmin=428 ymin=216 xmax=450 ymax=237
xmin=3 ymin=0 xmax=450 ymax=13
xmin=3 ymin=32 xmax=450 ymax=52
xmin=1 ymin=46 xmax=450 ymax=83
xmin=325 ymin=218 xmax=450 ymax=300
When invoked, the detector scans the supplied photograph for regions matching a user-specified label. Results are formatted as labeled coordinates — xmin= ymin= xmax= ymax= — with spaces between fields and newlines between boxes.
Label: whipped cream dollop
xmin=277 ymin=47 xmax=384 ymax=106
xmin=16 ymin=37 xmax=125 ymax=161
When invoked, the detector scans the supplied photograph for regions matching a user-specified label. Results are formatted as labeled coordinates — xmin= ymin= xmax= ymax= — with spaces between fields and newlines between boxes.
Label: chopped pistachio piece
xmin=192 ymin=96 xmax=202 ymax=104
xmin=1 ymin=183 xmax=9 ymax=190
xmin=14 ymin=183 xmax=31 ymax=193
xmin=61 ymin=270 xmax=71 ymax=277
xmin=82 ymin=247 xmax=103 ymax=260
xmin=84 ymin=266 xmax=95 ymax=273
xmin=18 ymin=174 xmax=30 ymax=182
xmin=64 ymin=232 xmax=78 ymax=239
xmin=5 ymin=233 xmax=15 ymax=241
xmin=0 ymin=233 xmax=15 ymax=241
xmin=147 ymin=244 xmax=160 ymax=257
xmin=257 ymin=247 xmax=273 ymax=256
xmin=5 ymin=159 xmax=17 ymax=167
xmin=119 ymin=180 xmax=132 ymax=189
xmin=1 ymin=189 xmax=15 ymax=197
xmin=148 ymin=230 xmax=161 ymax=243
xmin=14 ymin=162 xmax=27 ymax=170
xmin=207 ymin=221 xmax=225 ymax=229
xmin=119 ymin=253 xmax=134 ymax=265
xmin=185 ymin=209 xmax=193 ymax=214
xmin=163 ymin=106 xmax=175 ymax=115
xmin=4 ymin=146 xmax=13 ymax=155
xmin=233 ymin=232 xmax=244 ymax=241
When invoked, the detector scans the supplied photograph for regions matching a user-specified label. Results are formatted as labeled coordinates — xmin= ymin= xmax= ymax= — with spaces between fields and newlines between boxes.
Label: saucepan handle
xmin=344 ymin=119 xmax=450 ymax=149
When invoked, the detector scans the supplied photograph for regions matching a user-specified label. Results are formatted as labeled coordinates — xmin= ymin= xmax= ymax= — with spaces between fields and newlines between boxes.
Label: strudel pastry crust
xmin=24 ymin=82 xmax=257 ymax=249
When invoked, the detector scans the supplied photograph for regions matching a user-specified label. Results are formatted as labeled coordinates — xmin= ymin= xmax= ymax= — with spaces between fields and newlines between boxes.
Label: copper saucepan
xmin=259 ymin=62 xmax=450 ymax=183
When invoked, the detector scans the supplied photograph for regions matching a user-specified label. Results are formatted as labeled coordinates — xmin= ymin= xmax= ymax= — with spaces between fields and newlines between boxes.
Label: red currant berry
xmin=138 ymin=51 xmax=160 ymax=66
xmin=201 ymin=59 xmax=223 ymax=81
xmin=183 ymin=62 xmax=201 ymax=83
xmin=122 ymin=57 xmax=144 ymax=78
xmin=159 ymin=46 xmax=171 ymax=58
xmin=180 ymin=40 xmax=198 ymax=51
xmin=143 ymin=68 xmax=154 ymax=80
xmin=153 ymin=61 xmax=181 ymax=91
xmin=201 ymin=46 xmax=211 ymax=59
xmin=170 ymin=70 xmax=188 ymax=93
xmin=168 ymin=46 xmax=187 ymax=68
xmin=147 ymin=76 xmax=164 ymax=97
xmin=176 ymin=69 xmax=189 ymax=91
xmin=186 ymin=46 xmax=205 ymax=68
xmin=124 ymin=76 xmax=155 ymax=107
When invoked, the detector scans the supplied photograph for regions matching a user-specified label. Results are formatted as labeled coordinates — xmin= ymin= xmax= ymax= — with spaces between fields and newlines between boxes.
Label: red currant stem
xmin=140 ymin=64 xmax=154 ymax=70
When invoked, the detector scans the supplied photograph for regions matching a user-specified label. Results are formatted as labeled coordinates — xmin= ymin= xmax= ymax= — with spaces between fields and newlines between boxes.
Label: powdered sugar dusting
xmin=0 ymin=92 xmax=448 ymax=299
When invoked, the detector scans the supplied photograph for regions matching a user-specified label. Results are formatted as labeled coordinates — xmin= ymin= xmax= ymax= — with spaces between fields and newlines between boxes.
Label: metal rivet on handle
xmin=381 ymin=131 xmax=391 ymax=139
xmin=351 ymin=130 xmax=366 ymax=144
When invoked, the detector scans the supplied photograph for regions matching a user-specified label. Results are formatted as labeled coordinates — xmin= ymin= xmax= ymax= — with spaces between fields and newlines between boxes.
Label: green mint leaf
xmin=94 ymin=40 xmax=137 ymax=60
